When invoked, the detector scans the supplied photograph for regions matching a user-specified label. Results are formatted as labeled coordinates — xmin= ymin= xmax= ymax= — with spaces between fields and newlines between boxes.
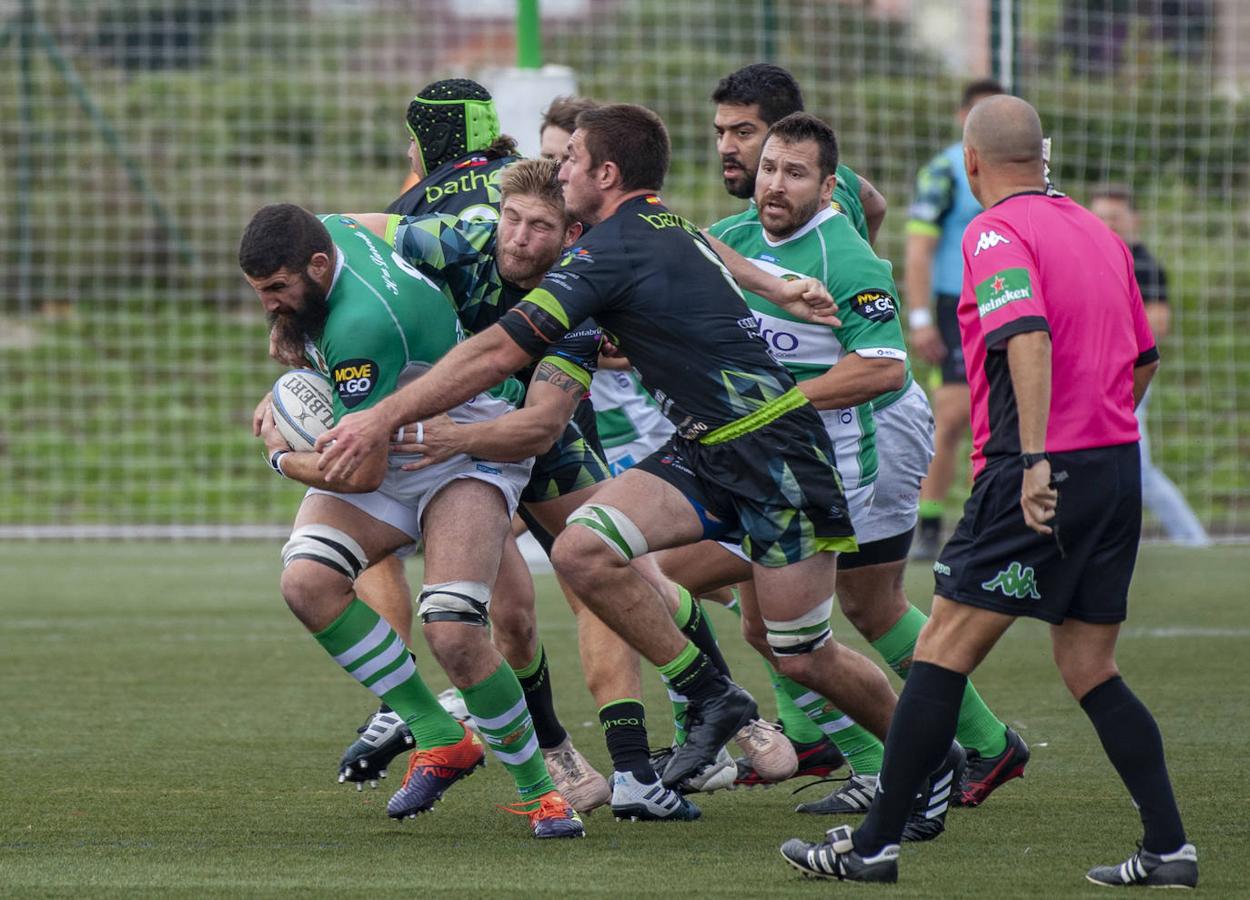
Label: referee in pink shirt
xmin=780 ymin=95 xmax=1196 ymax=889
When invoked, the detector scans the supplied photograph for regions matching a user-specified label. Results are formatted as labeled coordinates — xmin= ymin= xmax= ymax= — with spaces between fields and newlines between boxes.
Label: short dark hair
xmin=541 ymin=95 xmax=599 ymax=136
xmin=711 ymin=63 xmax=804 ymax=126
xmin=1090 ymin=182 xmax=1136 ymax=209
xmin=961 ymin=78 xmax=1007 ymax=109
xmin=765 ymin=112 xmax=839 ymax=178
xmin=238 ymin=204 xmax=333 ymax=278
xmin=575 ymin=104 xmax=670 ymax=192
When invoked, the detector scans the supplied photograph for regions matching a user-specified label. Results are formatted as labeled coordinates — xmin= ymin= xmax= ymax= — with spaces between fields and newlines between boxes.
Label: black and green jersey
xmin=499 ymin=195 xmax=800 ymax=441
xmin=385 ymin=151 xmax=518 ymax=224
xmin=311 ymin=215 xmax=480 ymax=422
xmin=710 ymin=205 xmax=907 ymax=489
xmin=385 ymin=213 xmax=600 ymax=391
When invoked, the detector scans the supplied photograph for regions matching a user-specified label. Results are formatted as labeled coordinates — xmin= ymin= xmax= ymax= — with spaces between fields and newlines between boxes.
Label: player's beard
xmin=497 ymin=246 xmax=554 ymax=286
xmin=267 ymin=273 xmax=330 ymax=357
xmin=758 ymin=193 xmax=822 ymax=239
xmin=721 ymin=154 xmax=755 ymax=199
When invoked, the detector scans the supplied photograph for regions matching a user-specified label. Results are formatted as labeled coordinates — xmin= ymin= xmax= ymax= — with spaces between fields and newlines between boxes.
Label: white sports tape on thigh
xmin=281 ymin=524 xmax=368 ymax=581
xmin=418 ymin=580 xmax=491 ymax=626
xmin=763 ymin=595 xmax=835 ymax=656
xmin=565 ymin=503 xmax=649 ymax=561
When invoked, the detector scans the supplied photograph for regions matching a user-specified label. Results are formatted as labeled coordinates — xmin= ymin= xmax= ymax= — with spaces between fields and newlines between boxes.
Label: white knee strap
xmin=763 ymin=595 xmax=835 ymax=656
xmin=566 ymin=503 xmax=649 ymax=561
xmin=418 ymin=581 xmax=491 ymax=627
xmin=282 ymin=524 xmax=368 ymax=581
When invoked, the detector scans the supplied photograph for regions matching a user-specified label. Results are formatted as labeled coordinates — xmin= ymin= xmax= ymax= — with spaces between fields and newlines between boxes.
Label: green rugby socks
xmin=461 ymin=660 xmax=556 ymax=801
xmin=314 ymin=599 xmax=463 ymax=748
xmin=871 ymin=604 xmax=1008 ymax=758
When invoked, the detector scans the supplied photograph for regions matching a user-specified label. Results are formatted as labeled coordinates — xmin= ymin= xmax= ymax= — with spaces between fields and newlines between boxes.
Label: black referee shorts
xmin=933 ymin=442 xmax=1142 ymax=625
xmin=936 ymin=293 xmax=967 ymax=384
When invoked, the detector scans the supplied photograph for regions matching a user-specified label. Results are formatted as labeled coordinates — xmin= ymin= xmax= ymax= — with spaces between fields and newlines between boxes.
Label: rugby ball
xmin=271 ymin=369 xmax=335 ymax=452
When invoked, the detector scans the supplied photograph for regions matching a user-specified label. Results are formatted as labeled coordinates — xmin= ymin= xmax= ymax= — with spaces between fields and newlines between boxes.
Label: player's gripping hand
xmin=1020 ymin=460 xmax=1057 ymax=535
xmin=390 ymin=415 xmax=461 ymax=471
xmin=774 ymin=276 xmax=841 ymax=327
xmin=256 ymin=404 xmax=291 ymax=456
xmin=316 ymin=407 xmax=390 ymax=481
xmin=251 ymin=391 xmax=274 ymax=438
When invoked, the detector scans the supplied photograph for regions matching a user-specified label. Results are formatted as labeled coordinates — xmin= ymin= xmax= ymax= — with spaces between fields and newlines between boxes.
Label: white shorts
xmin=306 ymin=452 xmax=533 ymax=546
xmin=856 ymin=380 xmax=935 ymax=543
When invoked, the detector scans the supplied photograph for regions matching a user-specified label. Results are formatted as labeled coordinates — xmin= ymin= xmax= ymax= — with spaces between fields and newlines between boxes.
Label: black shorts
xmin=838 ymin=529 xmax=914 ymax=571
xmin=637 ymin=400 xmax=857 ymax=568
xmin=521 ymin=398 xmax=611 ymax=506
xmin=936 ymin=293 xmax=966 ymax=384
xmin=933 ymin=443 xmax=1142 ymax=625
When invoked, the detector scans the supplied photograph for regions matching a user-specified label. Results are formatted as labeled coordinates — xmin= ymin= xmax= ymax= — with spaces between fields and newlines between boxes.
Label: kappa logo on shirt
xmin=973 ymin=230 xmax=1012 ymax=256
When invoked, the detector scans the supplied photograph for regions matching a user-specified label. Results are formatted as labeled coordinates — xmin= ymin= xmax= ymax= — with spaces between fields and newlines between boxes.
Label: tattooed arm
xmin=389 ymin=359 xmax=587 ymax=469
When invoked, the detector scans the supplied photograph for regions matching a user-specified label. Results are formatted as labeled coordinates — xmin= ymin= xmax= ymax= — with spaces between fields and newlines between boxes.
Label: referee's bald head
xmin=964 ymin=95 xmax=1044 ymax=168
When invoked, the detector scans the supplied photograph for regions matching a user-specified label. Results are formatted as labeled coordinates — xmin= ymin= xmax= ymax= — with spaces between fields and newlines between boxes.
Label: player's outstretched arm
xmin=391 ymin=360 xmax=585 ymax=469
xmin=315 ymin=324 xmax=535 ymax=480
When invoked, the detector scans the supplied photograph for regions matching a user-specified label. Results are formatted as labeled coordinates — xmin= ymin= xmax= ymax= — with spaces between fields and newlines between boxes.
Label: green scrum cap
xmin=405 ymin=78 xmax=501 ymax=174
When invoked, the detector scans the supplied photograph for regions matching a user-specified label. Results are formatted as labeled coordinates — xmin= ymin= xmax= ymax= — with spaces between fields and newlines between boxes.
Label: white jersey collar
xmin=760 ymin=204 xmax=839 ymax=248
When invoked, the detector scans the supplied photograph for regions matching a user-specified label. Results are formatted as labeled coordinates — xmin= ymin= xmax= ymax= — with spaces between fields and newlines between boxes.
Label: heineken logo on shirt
xmin=982 ymin=561 xmax=1041 ymax=600
xmin=975 ymin=267 xmax=1033 ymax=317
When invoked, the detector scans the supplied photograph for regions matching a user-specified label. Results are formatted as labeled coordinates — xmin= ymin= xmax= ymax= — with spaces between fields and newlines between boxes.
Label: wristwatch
xmin=1019 ymin=451 xmax=1049 ymax=469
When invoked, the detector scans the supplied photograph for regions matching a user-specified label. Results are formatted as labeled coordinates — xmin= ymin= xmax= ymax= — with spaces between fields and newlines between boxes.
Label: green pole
xmin=761 ymin=0 xmax=777 ymax=61
xmin=17 ymin=0 xmax=35 ymax=313
xmin=517 ymin=0 xmax=542 ymax=69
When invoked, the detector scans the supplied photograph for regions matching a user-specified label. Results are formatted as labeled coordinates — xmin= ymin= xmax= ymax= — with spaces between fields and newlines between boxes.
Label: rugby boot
xmin=899 ymin=741 xmax=966 ymax=842
xmin=338 ymin=706 xmax=413 ymax=789
xmin=779 ymin=825 xmax=899 ymax=884
xmin=541 ymin=738 xmax=611 ymax=813
xmin=662 ymin=682 xmax=757 ymax=788
xmin=794 ymin=773 xmax=879 ymax=814
xmin=386 ymin=723 xmax=485 ymax=819
xmin=610 ymin=771 xmax=701 ymax=821
xmin=649 ymin=745 xmax=737 ymax=795
xmin=500 ymin=790 xmax=586 ymax=839
xmin=1086 ymin=843 xmax=1198 ymax=889
xmin=737 ymin=731 xmax=846 ymax=787
xmin=733 ymin=719 xmax=798 ymax=783
xmin=956 ymin=727 xmax=1030 ymax=807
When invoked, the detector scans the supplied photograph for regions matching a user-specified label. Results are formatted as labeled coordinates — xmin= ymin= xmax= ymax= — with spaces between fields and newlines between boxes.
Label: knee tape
xmin=281 ymin=524 xmax=368 ymax=581
xmin=418 ymin=581 xmax=491 ymax=627
xmin=565 ymin=503 xmax=649 ymax=561
xmin=763 ymin=596 xmax=835 ymax=657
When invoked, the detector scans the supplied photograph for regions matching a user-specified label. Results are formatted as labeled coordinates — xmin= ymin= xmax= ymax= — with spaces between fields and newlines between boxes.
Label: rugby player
xmin=316 ymin=103 xmax=909 ymax=797
xmin=242 ymin=204 xmax=583 ymax=838
xmin=724 ymin=114 xmax=1024 ymax=814
xmin=780 ymin=96 xmax=1196 ymax=888
xmin=335 ymin=80 xmax=594 ymax=805
xmin=354 ymin=158 xmax=720 ymax=819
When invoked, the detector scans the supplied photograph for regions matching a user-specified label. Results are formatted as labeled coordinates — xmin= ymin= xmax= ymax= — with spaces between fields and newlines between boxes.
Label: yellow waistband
xmin=699 ymin=387 xmax=809 ymax=445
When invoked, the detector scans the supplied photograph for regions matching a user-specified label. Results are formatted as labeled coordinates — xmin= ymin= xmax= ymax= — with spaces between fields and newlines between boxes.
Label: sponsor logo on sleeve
xmin=332 ymin=358 xmax=378 ymax=409
xmin=559 ymin=246 xmax=594 ymax=267
xmin=973 ymin=229 xmax=1012 ymax=256
xmin=851 ymin=290 xmax=898 ymax=323
xmin=975 ymin=268 xmax=1033 ymax=317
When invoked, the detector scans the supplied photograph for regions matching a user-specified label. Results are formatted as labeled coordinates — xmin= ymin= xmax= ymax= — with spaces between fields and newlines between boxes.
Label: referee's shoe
xmin=780 ymin=825 xmax=898 ymax=883
xmin=1086 ymin=843 xmax=1198 ymax=889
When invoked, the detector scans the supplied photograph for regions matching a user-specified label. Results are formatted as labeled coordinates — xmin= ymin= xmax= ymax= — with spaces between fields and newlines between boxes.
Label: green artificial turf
xmin=2 ymin=543 xmax=1246 ymax=897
